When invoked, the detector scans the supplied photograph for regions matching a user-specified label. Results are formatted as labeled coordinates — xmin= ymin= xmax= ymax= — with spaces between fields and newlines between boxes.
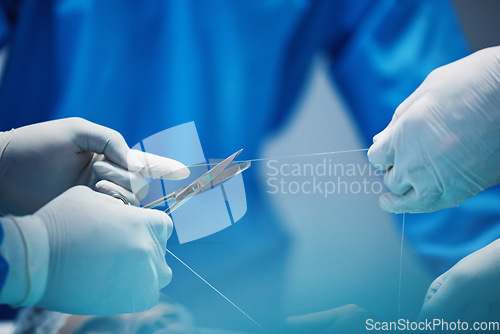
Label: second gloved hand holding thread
xmin=368 ymin=46 xmax=500 ymax=213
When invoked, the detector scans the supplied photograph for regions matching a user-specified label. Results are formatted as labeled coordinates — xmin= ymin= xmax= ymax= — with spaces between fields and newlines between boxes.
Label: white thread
xmin=237 ymin=148 xmax=369 ymax=163
xmin=397 ymin=213 xmax=406 ymax=318
xmin=189 ymin=148 xmax=369 ymax=167
xmin=166 ymin=249 xmax=270 ymax=334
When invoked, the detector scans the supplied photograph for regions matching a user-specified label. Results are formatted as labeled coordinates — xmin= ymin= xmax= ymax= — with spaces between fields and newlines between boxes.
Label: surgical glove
xmin=286 ymin=305 xmax=370 ymax=334
xmin=93 ymin=149 xmax=189 ymax=205
xmin=0 ymin=118 xmax=189 ymax=215
xmin=368 ymin=46 xmax=500 ymax=213
xmin=419 ymin=238 xmax=500 ymax=322
xmin=0 ymin=186 xmax=173 ymax=315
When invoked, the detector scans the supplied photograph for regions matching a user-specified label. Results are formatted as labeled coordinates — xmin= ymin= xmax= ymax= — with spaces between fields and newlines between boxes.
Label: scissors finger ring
xmin=112 ymin=193 xmax=130 ymax=205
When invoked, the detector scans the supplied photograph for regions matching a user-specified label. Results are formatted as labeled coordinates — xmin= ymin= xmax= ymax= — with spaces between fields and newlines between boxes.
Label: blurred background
xmin=0 ymin=1 xmax=499 ymax=333
xmin=453 ymin=0 xmax=500 ymax=51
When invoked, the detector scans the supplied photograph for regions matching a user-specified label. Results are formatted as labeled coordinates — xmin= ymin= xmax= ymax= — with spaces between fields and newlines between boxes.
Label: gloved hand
xmin=1 ymin=186 xmax=174 ymax=315
xmin=0 ymin=118 xmax=189 ymax=215
xmin=285 ymin=305 xmax=370 ymax=334
xmin=93 ymin=149 xmax=190 ymax=205
xmin=419 ymin=238 xmax=500 ymax=323
xmin=368 ymin=46 xmax=500 ymax=213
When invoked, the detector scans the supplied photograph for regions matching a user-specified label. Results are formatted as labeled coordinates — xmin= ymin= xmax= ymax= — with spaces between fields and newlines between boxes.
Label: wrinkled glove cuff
xmin=6 ymin=215 xmax=49 ymax=307
xmin=0 ymin=129 xmax=14 ymax=161
xmin=0 ymin=129 xmax=14 ymax=196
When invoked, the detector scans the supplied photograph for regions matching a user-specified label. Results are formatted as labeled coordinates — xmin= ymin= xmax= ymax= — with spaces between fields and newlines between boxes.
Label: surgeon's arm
xmin=326 ymin=0 xmax=469 ymax=142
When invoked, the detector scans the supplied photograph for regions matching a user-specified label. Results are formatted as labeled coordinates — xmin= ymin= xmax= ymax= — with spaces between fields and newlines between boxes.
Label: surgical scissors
xmin=142 ymin=149 xmax=250 ymax=214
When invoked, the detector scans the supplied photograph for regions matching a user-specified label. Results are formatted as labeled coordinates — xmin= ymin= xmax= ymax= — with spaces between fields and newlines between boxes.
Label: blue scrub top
xmin=0 ymin=0 xmax=498 ymax=329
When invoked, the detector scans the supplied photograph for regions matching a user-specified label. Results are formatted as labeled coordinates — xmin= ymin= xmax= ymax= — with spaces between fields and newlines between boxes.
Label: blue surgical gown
xmin=1 ymin=0 xmax=499 ymax=329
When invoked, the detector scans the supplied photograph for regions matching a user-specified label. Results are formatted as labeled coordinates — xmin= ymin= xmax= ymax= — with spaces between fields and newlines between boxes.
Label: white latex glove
xmin=419 ymin=238 xmax=500 ymax=323
xmin=285 ymin=305 xmax=370 ymax=334
xmin=0 ymin=118 xmax=189 ymax=214
xmin=368 ymin=46 xmax=500 ymax=213
xmin=93 ymin=149 xmax=190 ymax=205
xmin=0 ymin=186 xmax=173 ymax=315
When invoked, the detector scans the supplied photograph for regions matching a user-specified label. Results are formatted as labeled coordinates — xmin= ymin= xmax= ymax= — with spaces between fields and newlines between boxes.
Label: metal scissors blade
xmin=196 ymin=160 xmax=251 ymax=194
xmin=143 ymin=149 xmax=248 ymax=214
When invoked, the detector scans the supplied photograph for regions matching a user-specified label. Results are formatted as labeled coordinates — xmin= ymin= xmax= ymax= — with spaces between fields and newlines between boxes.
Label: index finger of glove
xmin=93 ymin=160 xmax=149 ymax=199
xmin=129 ymin=150 xmax=190 ymax=180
